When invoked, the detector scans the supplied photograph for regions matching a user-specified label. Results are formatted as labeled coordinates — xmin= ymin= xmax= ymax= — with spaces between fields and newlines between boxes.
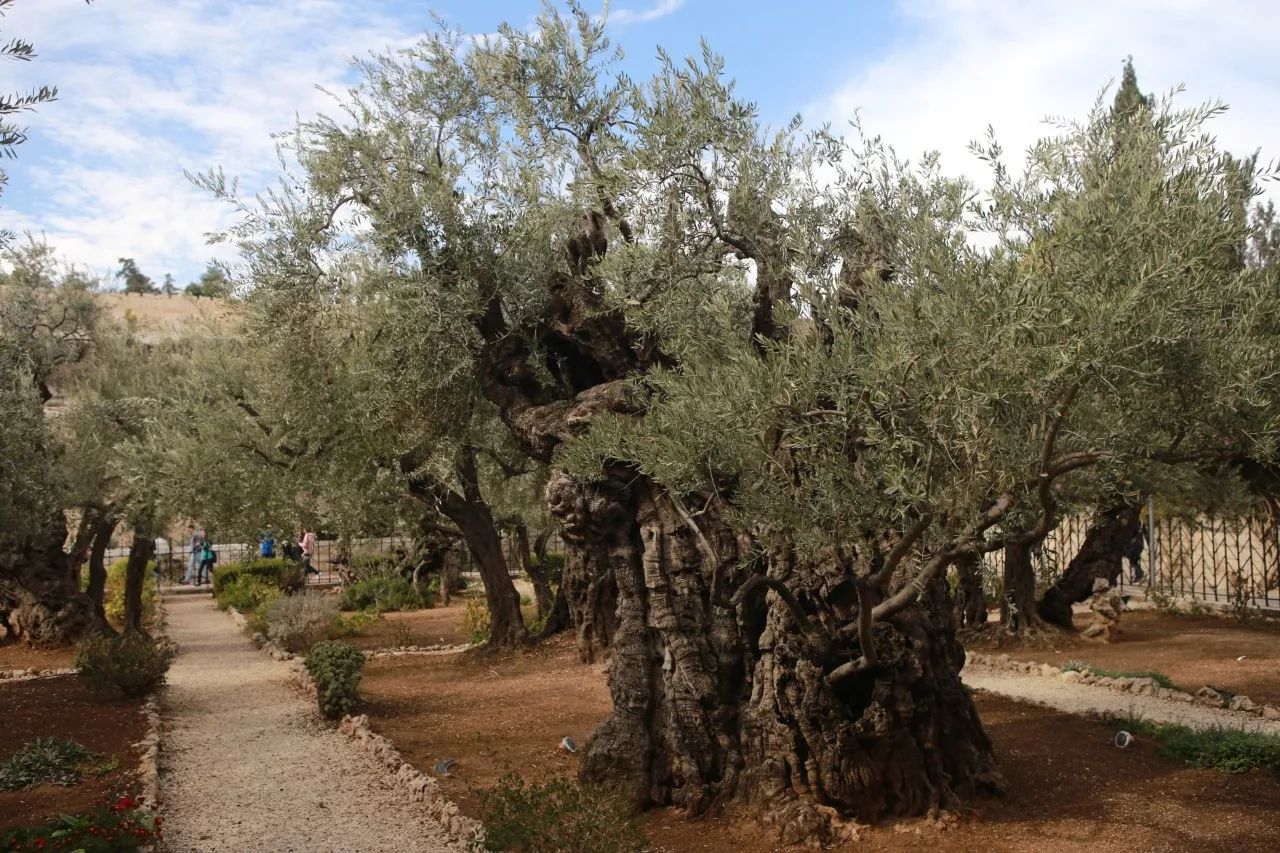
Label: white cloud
xmin=814 ymin=0 xmax=1280 ymax=199
xmin=608 ymin=0 xmax=685 ymax=26
xmin=3 ymin=0 xmax=423 ymax=283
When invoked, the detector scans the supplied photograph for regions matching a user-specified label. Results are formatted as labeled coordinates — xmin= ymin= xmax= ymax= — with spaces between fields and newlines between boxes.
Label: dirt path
xmin=963 ymin=664 xmax=1280 ymax=733
xmin=158 ymin=596 xmax=459 ymax=852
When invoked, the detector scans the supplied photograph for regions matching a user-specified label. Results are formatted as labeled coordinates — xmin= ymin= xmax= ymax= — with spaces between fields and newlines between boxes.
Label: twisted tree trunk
xmin=122 ymin=524 xmax=155 ymax=636
xmin=999 ymin=539 xmax=1053 ymax=635
xmin=514 ymin=520 xmax=555 ymax=620
xmin=0 ymin=509 xmax=93 ymax=647
xmin=1038 ymin=501 xmax=1140 ymax=627
xmin=565 ymin=472 xmax=1002 ymax=840
xmin=85 ymin=512 xmax=119 ymax=635
xmin=953 ymin=552 xmax=987 ymax=629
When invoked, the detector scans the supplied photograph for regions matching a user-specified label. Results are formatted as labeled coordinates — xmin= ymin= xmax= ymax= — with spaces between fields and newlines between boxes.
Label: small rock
xmin=1195 ymin=686 xmax=1228 ymax=708
xmin=1260 ymin=705 xmax=1280 ymax=721
xmin=1228 ymin=695 xmax=1256 ymax=713
xmin=1039 ymin=664 xmax=1058 ymax=679
xmin=1060 ymin=670 xmax=1081 ymax=683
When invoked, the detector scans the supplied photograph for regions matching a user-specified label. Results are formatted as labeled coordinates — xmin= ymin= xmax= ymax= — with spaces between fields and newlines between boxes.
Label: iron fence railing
xmin=979 ymin=504 xmax=1280 ymax=611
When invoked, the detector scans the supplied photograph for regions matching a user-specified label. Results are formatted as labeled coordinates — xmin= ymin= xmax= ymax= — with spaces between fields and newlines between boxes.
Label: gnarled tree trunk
xmin=999 ymin=539 xmax=1052 ymax=635
xmin=568 ymin=472 xmax=1003 ymax=840
xmin=85 ymin=512 xmax=119 ymax=636
xmin=513 ymin=520 xmax=555 ymax=621
xmin=0 ymin=509 xmax=93 ymax=647
xmin=952 ymin=552 xmax=987 ymax=629
xmin=122 ymin=524 xmax=155 ymax=636
xmin=1038 ymin=501 xmax=1140 ymax=627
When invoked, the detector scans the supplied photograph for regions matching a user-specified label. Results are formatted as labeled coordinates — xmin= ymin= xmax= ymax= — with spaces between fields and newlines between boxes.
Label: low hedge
xmin=212 ymin=557 xmax=301 ymax=596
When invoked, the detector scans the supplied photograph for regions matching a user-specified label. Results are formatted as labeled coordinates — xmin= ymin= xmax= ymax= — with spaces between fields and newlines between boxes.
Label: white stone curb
xmin=224 ymin=606 xmax=483 ymax=850
xmin=964 ymin=651 xmax=1280 ymax=722
xmin=0 ymin=667 xmax=78 ymax=682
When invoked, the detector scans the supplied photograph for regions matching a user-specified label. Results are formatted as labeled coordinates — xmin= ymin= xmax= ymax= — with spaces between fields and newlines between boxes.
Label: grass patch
xmin=0 ymin=737 xmax=118 ymax=791
xmin=1110 ymin=713 xmax=1280 ymax=773
xmin=480 ymin=772 xmax=644 ymax=853
xmin=1063 ymin=660 xmax=1174 ymax=689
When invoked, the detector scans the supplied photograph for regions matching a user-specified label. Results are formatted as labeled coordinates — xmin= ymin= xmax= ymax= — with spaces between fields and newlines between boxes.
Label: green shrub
xmin=339 ymin=575 xmax=429 ymax=613
xmin=480 ymin=773 xmax=643 ymax=853
xmin=304 ymin=641 xmax=365 ymax=719
xmin=0 ymin=796 xmax=159 ymax=851
xmin=212 ymin=557 xmax=300 ymax=595
xmin=215 ymin=575 xmax=282 ymax=614
xmin=264 ymin=591 xmax=343 ymax=653
xmin=462 ymin=597 xmax=490 ymax=645
xmin=348 ymin=552 xmax=401 ymax=578
xmin=103 ymin=558 xmax=156 ymax=626
xmin=74 ymin=632 xmax=173 ymax=698
xmin=0 ymin=737 xmax=116 ymax=791
xmin=329 ymin=609 xmax=381 ymax=638
xmin=1063 ymin=661 xmax=1174 ymax=689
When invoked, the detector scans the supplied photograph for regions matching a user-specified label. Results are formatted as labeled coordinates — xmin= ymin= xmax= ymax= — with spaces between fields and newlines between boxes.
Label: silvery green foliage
xmin=199 ymin=3 xmax=1278 ymax=569
xmin=265 ymin=590 xmax=341 ymax=653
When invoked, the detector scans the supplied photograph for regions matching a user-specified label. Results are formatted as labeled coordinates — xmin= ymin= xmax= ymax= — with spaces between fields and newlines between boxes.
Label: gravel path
xmin=964 ymin=665 xmax=1280 ymax=734
xmin=158 ymin=596 xmax=459 ymax=852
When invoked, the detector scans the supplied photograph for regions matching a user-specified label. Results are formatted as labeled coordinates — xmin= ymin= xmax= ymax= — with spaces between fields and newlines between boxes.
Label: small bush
xmin=305 ymin=641 xmax=365 ymax=719
xmin=480 ymin=773 xmax=643 ymax=853
xmin=1063 ymin=661 xmax=1174 ymax=689
xmin=216 ymin=575 xmax=282 ymax=614
xmin=103 ymin=558 xmax=156 ymax=626
xmin=0 ymin=737 xmax=116 ymax=791
xmin=348 ymin=552 xmax=401 ymax=579
xmin=74 ymin=632 xmax=173 ymax=698
xmin=339 ymin=575 xmax=429 ymax=613
xmin=462 ymin=597 xmax=490 ymax=645
xmin=0 ymin=796 xmax=160 ymax=851
xmin=329 ymin=609 xmax=381 ymax=639
xmin=212 ymin=557 xmax=300 ymax=595
xmin=264 ymin=591 xmax=342 ymax=653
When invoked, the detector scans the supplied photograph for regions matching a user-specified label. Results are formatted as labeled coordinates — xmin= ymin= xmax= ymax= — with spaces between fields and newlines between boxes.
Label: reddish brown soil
xmin=0 ymin=675 xmax=146 ymax=832
xmin=969 ymin=609 xmax=1280 ymax=706
xmin=344 ymin=603 xmax=474 ymax=650
xmin=0 ymin=640 xmax=75 ymax=671
xmin=361 ymin=605 xmax=1280 ymax=851
xmin=359 ymin=632 xmax=610 ymax=816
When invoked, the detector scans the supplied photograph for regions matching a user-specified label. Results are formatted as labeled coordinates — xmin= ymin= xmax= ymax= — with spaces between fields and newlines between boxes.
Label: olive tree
xmin=205 ymin=5 xmax=1279 ymax=838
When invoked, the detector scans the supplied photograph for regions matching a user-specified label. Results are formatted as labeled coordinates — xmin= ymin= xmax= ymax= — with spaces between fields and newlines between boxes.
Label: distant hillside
xmin=97 ymin=292 xmax=237 ymax=341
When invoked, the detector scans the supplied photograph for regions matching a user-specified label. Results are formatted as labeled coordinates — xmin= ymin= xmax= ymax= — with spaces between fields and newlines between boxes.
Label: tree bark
xmin=514 ymin=520 xmax=555 ymax=621
xmin=0 ymin=509 xmax=93 ymax=647
xmin=952 ymin=553 xmax=987 ymax=629
xmin=122 ymin=524 xmax=155 ymax=636
xmin=85 ymin=512 xmax=119 ymax=636
xmin=999 ymin=539 xmax=1052 ymax=635
xmin=571 ymin=473 xmax=1003 ymax=839
xmin=1038 ymin=501 xmax=1140 ymax=627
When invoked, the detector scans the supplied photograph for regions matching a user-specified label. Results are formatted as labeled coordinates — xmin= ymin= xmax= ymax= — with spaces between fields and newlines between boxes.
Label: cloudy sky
xmin=4 ymin=0 xmax=1278 ymax=286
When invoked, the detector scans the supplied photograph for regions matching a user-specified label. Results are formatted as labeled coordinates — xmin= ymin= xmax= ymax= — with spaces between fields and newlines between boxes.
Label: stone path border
xmin=964 ymin=652 xmax=1280 ymax=733
xmin=226 ymin=607 xmax=483 ymax=850
xmin=0 ymin=667 xmax=78 ymax=682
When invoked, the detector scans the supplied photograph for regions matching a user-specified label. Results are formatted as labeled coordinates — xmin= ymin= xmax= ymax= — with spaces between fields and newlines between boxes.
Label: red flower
xmin=33 ymin=840 xmax=45 ymax=850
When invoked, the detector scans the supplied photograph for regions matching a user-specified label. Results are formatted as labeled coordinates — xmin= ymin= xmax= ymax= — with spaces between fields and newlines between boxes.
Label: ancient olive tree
xmin=0 ymin=243 xmax=102 ymax=644
xmin=209 ymin=6 xmax=1279 ymax=839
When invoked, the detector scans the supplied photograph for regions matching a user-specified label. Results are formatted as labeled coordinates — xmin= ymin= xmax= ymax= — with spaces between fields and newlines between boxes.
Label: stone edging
xmin=0 ymin=666 xmax=77 ymax=682
xmin=366 ymin=643 xmax=473 ymax=659
xmin=225 ymin=606 xmax=483 ymax=850
xmin=138 ymin=588 xmax=171 ymax=812
xmin=965 ymin=651 xmax=1280 ymax=721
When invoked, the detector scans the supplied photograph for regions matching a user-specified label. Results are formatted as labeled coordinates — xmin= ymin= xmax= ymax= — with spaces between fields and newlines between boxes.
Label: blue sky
xmin=4 ymin=0 xmax=1278 ymax=286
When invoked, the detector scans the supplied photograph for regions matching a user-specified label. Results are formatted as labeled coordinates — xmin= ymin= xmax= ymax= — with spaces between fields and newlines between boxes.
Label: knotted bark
xmin=1038 ymin=501 xmax=1140 ymax=627
xmin=0 ymin=509 xmax=93 ymax=647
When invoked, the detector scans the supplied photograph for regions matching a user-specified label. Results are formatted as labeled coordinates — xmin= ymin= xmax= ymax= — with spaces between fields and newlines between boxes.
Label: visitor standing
xmin=197 ymin=539 xmax=218 ymax=586
xmin=185 ymin=524 xmax=206 ymax=584
xmin=300 ymin=529 xmax=319 ymax=579
xmin=259 ymin=532 xmax=276 ymax=559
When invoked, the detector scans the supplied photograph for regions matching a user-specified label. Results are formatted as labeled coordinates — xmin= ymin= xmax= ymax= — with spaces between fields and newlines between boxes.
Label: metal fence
xmin=980 ymin=503 xmax=1280 ymax=610
xmin=126 ymin=530 xmax=570 ymax=587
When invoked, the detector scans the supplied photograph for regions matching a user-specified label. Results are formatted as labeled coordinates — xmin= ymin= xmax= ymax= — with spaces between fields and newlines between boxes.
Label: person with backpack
xmin=259 ymin=532 xmax=276 ymax=559
xmin=1124 ymin=523 xmax=1146 ymax=584
xmin=184 ymin=523 xmax=206 ymax=584
xmin=197 ymin=539 xmax=218 ymax=586
xmin=300 ymin=529 xmax=320 ymax=580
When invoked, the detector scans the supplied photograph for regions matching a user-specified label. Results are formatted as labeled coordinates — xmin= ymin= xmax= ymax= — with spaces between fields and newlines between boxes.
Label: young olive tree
xmin=204 ymin=5 xmax=1279 ymax=837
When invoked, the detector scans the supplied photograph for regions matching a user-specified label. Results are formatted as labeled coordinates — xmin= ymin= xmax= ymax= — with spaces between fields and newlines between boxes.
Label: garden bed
xmin=968 ymin=609 xmax=1280 ymax=707
xmin=358 ymin=608 xmax=1280 ymax=851
xmin=343 ymin=602 xmax=476 ymax=651
xmin=0 ymin=641 xmax=75 ymax=672
xmin=0 ymin=675 xmax=147 ymax=832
